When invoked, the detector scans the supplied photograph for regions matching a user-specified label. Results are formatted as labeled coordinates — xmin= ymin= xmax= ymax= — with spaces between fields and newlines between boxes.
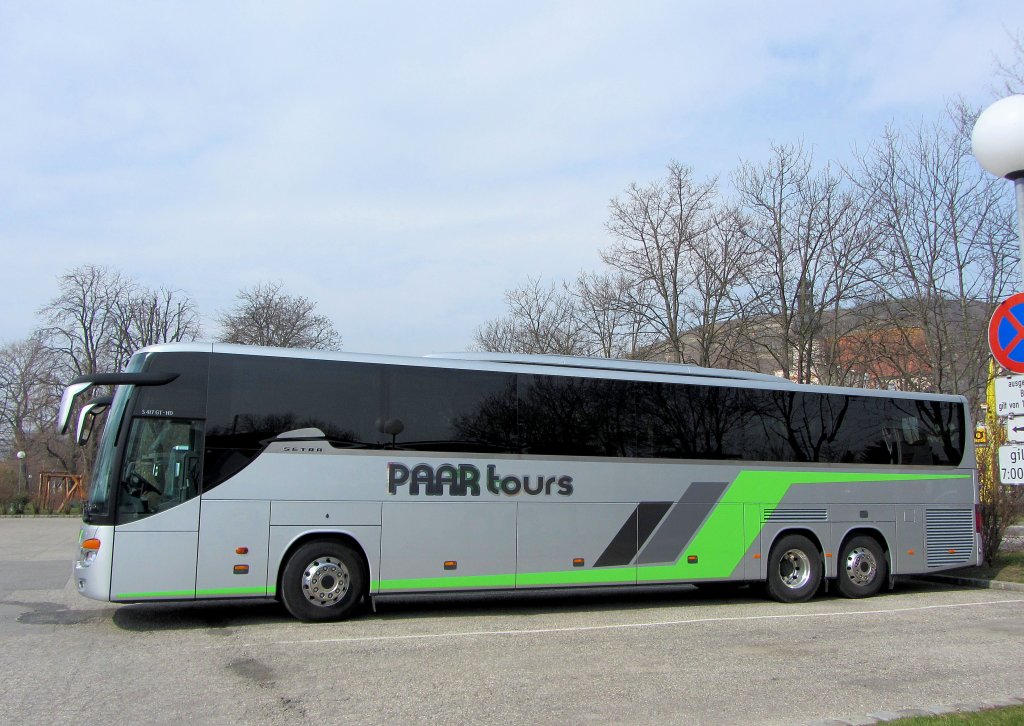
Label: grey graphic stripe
xmin=636 ymin=481 xmax=729 ymax=565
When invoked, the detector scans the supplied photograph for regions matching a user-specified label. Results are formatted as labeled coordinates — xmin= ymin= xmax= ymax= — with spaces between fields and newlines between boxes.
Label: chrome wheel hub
xmin=778 ymin=549 xmax=812 ymax=590
xmin=844 ymin=547 xmax=878 ymax=587
xmin=301 ymin=556 xmax=350 ymax=607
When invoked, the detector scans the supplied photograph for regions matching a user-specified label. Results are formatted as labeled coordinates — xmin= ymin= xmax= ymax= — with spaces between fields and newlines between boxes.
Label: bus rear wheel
xmin=765 ymin=534 xmax=822 ymax=603
xmin=836 ymin=536 xmax=887 ymax=598
xmin=281 ymin=540 xmax=366 ymax=622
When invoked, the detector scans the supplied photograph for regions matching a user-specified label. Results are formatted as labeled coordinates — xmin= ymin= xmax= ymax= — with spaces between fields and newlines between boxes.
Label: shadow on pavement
xmin=48 ymin=578 xmax=951 ymax=632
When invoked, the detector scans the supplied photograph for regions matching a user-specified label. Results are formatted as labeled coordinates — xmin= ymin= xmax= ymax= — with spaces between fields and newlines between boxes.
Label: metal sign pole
xmin=1016 ymin=177 xmax=1024 ymax=285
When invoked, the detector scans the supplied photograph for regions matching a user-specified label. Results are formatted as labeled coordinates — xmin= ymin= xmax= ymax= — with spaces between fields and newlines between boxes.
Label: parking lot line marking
xmin=219 ymin=597 xmax=1024 ymax=650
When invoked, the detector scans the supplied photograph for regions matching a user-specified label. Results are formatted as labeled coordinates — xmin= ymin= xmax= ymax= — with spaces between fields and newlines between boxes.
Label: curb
xmin=809 ymin=696 xmax=1024 ymax=725
xmin=913 ymin=573 xmax=1024 ymax=592
xmin=0 ymin=514 xmax=80 ymax=519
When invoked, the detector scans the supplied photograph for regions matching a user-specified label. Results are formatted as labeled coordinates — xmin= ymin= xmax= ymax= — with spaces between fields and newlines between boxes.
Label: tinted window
xmin=889 ymin=398 xmax=965 ymax=466
xmin=133 ymin=352 xmax=209 ymax=420
xmin=386 ymin=366 xmax=517 ymax=452
xmin=637 ymin=382 xmax=744 ymax=459
xmin=204 ymin=356 xmax=385 ymax=487
xmin=637 ymin=383 xmax=939 ymax=466
xmin=200 ymin=353 xmax=965 ymax=476
xmin=519 ymin=375 xmax=637 ymax=457
xmin=751 ymin=392 xmax=890 ymax=464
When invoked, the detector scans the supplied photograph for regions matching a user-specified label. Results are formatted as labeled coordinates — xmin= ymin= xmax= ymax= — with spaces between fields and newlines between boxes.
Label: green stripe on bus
xmin=378 ymin=573 xmax=516 ymax=591
xmin=196 ymin=587 xmax=272 ymax=597
xmin=374 ymin=470 xmax=972 ymax=591
xmin=516 ymin=567 xmax=636 ymax=587
xmin=639 ymin=470 xmax=971 ymax=582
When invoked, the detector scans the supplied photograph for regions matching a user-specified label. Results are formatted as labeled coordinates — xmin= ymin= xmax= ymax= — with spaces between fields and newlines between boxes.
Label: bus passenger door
xmin=110 ymin=418 xmax=204 ymax=601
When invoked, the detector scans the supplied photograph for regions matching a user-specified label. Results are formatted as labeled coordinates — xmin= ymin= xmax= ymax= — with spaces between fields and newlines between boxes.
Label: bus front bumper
xmin=74 ymin=524 xmax=114 ymax=603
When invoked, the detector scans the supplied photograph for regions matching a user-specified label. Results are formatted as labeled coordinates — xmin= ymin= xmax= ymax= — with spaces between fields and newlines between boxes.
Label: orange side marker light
xmin=81 ymin=538 xmax=101 ymax=551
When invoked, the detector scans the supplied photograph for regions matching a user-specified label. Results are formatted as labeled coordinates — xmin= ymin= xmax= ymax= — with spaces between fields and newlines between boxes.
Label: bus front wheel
xmin=280 ymin=540 xmax=366 ymax=622
xmin=765 ymin=534 xmax=822 ymax=603
xmin=836 ymin=535 xmax=887 ymax=598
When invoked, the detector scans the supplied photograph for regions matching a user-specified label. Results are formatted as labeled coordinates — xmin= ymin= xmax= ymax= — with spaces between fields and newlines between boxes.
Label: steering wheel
xmin=123 ymin=472 xmax=146 ymax=497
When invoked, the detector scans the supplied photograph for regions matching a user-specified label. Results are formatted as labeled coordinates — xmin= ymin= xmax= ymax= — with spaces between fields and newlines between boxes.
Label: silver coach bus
xmin=60 ymin=343 xmax=980 ymax=621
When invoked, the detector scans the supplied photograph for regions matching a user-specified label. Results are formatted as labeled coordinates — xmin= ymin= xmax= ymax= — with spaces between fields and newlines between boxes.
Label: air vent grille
xmin=762 ymin=508 xmax=828 ymax=523
xmin=925 ymin=509 xmax=974 ymax=568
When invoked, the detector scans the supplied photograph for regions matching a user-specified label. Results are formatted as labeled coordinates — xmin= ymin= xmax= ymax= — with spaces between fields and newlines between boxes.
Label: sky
xmin=1 ymin=2 xmax=1021 ymax=356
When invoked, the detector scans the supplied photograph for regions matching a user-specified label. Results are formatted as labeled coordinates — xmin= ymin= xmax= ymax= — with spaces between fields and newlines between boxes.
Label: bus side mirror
xmin=75 ymin=396 xmax=114 ymax=446
xmin=59 ymin=381 xmax=95 ymax=435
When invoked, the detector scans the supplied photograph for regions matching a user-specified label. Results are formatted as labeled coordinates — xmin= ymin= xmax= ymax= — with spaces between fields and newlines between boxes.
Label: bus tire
xmin=836 ymin=535 xmax=887 ymax=599
xmin=765 ymin=534 xmax=822 ymax=603
xmin=280 ymin=539 xmax=366 ymax=622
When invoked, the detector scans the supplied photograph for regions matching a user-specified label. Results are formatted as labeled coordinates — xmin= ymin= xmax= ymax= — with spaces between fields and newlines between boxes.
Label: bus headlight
xmin=80 ymin=538 xmax=101 ymax=567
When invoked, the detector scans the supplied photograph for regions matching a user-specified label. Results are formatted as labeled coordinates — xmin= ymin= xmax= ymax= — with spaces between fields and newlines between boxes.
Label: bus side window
xmin=117 ymin=418 xmax=204 ymax=524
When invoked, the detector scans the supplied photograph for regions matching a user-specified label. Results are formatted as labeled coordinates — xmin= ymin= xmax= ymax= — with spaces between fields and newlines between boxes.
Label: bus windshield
xmin=84 ymin=383 xmax=133 ymax=524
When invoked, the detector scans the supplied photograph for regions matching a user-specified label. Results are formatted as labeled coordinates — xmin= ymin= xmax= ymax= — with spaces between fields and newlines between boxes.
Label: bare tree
xmin=472 ymin=277 xmax=589 ymax=355
xmin=37 ymin=265 xmax=131 ymax=380
xmin=569 ymin=271 xmax=658 ymax=359
xmin=0 ymin=337 xmax=78 ymax=480
xmin=0 ymin=338 xmax=56 ymax=454
xmin=681 ymin=205 xmax=759 ymax=369
xmin=851 ymin=104 xmax=1017 ymax=411
xmin=110 ymin=285 xmax=202 ymax=367
xmin=217 ymin=281 xmax=342 ymax=350
xmin=994 ymin=30 xmax=1024 ymax=96
xmin=603 ymin=162 xmax=719 ymax=363
xmin=37 ymin=264 xmax=202 ymax=376
xmin=733 ymin=142 xmax=876 ymax=384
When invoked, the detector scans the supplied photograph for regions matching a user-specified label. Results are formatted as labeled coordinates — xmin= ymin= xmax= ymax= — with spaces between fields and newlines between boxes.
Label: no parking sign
xmin=989 ymin=293 xmax=1024 ymax=373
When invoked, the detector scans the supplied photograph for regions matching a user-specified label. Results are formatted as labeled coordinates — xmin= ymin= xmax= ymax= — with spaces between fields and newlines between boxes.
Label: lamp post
xmin=16 ymin=451 xmax=26 ymax=495
xmin=972 ymin=94 xmax=1024 ymax=286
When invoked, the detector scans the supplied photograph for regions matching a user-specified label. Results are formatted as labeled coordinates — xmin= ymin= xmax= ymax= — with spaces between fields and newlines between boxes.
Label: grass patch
xmin=949 ymin=550 xmax=1024 ymax=584
xmin=888 ymin=705 xmax=1024 ymax=724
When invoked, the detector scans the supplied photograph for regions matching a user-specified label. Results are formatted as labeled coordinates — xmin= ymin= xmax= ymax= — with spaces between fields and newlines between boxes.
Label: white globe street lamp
xmin=15 ymin=450 xmax=26 ymax=495
xmin=972 ymin=94 xmax=1024 ymax=285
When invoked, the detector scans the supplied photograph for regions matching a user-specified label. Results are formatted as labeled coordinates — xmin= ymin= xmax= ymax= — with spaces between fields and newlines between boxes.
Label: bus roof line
xmin=427 ymin=352 xmax=785 ymax=383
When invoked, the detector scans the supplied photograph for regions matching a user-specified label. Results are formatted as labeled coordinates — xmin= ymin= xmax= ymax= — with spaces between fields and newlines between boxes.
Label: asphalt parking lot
xmin=2 ymin=517 xmax=1023 ymax=725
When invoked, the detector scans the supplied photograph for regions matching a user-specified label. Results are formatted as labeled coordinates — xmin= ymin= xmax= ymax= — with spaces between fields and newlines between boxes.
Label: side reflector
xmin=233 ymin=565 xmax=249 ymax=575
xmin=825 ymin=553 xmax=833 ymax=558
xmin=81 ymin=538 xmax=101 ymax=551
xmin=444 ymin=561 xmax=457 ymax=571
xmin=907 ymin=549 xmax=915 ymax=556
xmin=687 ymin=555 xmax=698 ymax=564
xmin=235 ymin=547 xmax=249 ymax=555
xmin=572 ymin=558 xmax=585 ymax=568
xmin=753 ymin=554 xmax=761 ymax=560
xmin=948 ymin=549 xmax=957 ymax=555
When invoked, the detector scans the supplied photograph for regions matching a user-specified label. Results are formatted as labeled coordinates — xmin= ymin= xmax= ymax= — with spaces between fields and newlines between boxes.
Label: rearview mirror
xmin=75 ymin=396 xmax=114 ymax=446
